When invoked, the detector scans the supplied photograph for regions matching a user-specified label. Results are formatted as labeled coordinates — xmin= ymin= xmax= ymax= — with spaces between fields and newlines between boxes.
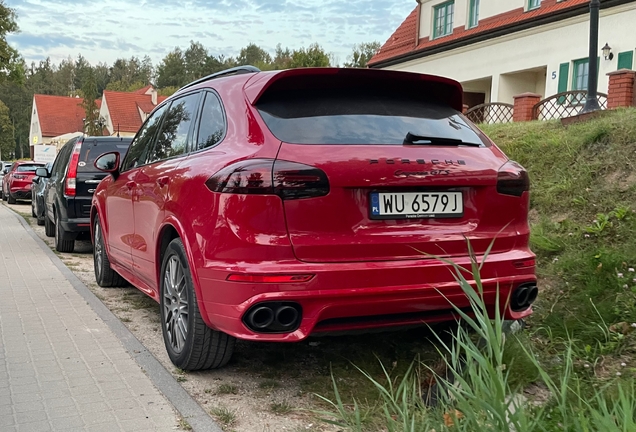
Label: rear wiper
xmin=403 ymin=132 xmax=481 ymax=147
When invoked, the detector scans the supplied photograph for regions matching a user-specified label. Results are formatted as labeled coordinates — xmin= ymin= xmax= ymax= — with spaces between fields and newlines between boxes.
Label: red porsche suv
xmin=91 ymin=67 xmax=536 ymax=370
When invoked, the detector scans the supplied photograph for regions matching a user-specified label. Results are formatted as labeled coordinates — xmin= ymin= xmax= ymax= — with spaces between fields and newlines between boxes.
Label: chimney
xmin=150 ymin=87 xmax=157 ymax=105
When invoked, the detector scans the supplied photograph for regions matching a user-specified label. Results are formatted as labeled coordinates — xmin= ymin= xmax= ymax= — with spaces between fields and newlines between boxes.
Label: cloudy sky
xmin=6 ymin=0 xmax=415 ymax=67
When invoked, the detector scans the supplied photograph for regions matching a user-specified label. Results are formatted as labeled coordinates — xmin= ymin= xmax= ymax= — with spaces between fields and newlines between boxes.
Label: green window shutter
xmin=617 ymin=51 xmax=634 ymax=70
xmin=558 ymin=62 xmax=569 ymax=104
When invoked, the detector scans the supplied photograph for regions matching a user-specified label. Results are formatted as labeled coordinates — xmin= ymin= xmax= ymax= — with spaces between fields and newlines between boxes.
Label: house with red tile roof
xmin=30 ymin=86 xmax=166 ymax=155
xmin=370 ymin=0 xmax=636 ymax=108
xmin=29 ymin=95 xmax=100 ymax=148
xmin=99 ymin=86 xmax=167 ymax=137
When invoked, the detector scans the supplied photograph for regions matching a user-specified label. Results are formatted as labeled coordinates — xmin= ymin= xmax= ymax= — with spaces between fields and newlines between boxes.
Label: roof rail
xmin=175 ymin=65 xmax=261 ymax=94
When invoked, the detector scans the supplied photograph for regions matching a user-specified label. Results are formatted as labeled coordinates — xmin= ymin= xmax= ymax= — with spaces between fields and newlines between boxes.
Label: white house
xmin=369 ymin=0 xmax=636 ymax=109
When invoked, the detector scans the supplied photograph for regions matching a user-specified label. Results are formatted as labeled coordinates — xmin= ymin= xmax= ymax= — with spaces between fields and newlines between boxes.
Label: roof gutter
xmin=369 ymin=0 xmax=632 ymax=69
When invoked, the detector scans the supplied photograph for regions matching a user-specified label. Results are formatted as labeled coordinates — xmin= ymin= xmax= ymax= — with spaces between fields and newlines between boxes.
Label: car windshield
xmin=16 ymin=164 xmax=44 ymax=172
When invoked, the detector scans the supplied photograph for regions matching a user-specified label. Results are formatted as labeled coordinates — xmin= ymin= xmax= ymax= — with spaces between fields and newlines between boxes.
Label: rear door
xmin=74 ymin=138 xmax=132 ymax=219
xmin=132 ymin=92 xmax=201 ymax=291
xmin=255 ymin=82 xmax=516 ymax=263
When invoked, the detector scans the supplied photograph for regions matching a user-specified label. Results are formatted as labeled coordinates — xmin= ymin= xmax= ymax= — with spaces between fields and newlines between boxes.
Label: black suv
xmin=38 ymin=136 xmax=133 ymax=252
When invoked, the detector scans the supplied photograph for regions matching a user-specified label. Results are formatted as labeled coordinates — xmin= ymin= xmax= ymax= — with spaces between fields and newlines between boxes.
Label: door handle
xmin=126 ymin=181 xmax=135 ymax=190
xmin=157 ymin=176 xmax=170 ymax=188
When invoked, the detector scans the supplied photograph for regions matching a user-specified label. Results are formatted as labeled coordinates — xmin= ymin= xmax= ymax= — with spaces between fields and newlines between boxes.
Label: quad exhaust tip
xmin=511 ymin=283 xmax=538 ymax=312
xmin=244 ymin=302 xmax=302 ymax=333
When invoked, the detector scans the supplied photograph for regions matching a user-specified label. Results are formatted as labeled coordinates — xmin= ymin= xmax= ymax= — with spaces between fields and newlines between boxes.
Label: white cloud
xmin=6 ymin=0 xmax=414 ymax=66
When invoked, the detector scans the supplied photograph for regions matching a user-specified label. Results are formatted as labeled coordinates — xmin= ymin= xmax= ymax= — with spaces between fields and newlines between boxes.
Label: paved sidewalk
xmin=0 ymin=205 xmax=220 ymax=432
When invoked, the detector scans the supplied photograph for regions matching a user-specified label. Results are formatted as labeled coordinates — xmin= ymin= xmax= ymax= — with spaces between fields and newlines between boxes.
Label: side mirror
xmin=35 ymin=168 xmax=49 ymax=178
xmin=95 ymin=152 xmax=120 ymax=179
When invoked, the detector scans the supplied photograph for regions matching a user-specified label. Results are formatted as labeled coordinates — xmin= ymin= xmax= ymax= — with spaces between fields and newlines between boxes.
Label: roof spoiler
xmin=244 ymin=68 xmax=464 ymax=112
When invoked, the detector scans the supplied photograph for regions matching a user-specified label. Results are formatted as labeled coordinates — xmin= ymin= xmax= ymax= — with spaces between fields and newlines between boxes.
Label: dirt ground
xmin=4 ymin=200 xmax=447 ymax=432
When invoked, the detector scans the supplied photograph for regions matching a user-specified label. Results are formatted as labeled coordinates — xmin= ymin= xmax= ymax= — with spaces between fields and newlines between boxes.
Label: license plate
xmin=370 ymin=192 xmax=463 ymax=219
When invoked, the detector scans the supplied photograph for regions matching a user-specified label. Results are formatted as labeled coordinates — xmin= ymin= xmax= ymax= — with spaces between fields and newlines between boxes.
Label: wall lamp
xmin=602 ymin=43 xmax=614 ymax=60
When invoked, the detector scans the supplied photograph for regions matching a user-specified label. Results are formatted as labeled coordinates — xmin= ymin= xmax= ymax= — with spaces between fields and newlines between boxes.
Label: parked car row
xmin=3 ymin=67 xmax=537 ymax=373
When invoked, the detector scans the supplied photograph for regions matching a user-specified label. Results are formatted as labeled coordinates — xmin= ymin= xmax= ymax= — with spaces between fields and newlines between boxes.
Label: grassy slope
xmin=314 ymin=110 xmax=636 ymax=430
xmin=481 ymin=108 xmax=636 ymax=357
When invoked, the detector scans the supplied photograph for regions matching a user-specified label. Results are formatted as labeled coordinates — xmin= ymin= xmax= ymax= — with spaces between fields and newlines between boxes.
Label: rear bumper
xmin=197 ymin=248 xmax=536 ymax=341
xmin=61 ymin=217 xmax=91 ymax=233
xmin=9 ymin=189 xmax=32 ymax=200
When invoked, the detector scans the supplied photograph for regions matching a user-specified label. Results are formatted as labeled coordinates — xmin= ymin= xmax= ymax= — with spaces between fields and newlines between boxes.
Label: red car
xmin=2 ymin=161 xmax=45 ymax=204
xmin=91 ymin=67 xmax=536 ymax=370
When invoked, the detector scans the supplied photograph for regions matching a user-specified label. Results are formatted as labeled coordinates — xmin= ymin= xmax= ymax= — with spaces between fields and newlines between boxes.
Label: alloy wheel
xmin=163 ymin=256 xmax=189 ymax=354
xmin=94 ymin=222 xmax=103 ymax=278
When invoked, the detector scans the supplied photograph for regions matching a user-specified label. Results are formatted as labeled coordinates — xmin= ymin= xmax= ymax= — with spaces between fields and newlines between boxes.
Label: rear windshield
xmin=256 ymin=89 xmax=485 ymax=146
xmin=16 ymin=164 xmax=44 ymax=172
xmin=79 ymin=139 xmax=132 ymax=172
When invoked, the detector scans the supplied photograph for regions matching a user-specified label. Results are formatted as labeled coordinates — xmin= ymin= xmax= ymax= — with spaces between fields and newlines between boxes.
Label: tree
xmin=110 ymin=56 xmax=153 ymax=89
xmin=56 ymin=56 xmax=76 ymax=96
xmin=156 ymin=48 xmax=187 ymax=88
xmin=93 ymin=62 xmax=111 ymax=96
xmin=272 ymin=44 xmax=292 ymax=69
xmin=237 ymin=43 xmax=272 ymax=68
xmin=0 ymin=81 xmax=30 ymax=158
xmin=289 ymin=43 xmax=331 ymax=68
xmin=184 ymin=41 xmax=209 ymax=82
xmin=344 ymin=42 xmax=381 ymax=68
xmin=105 ymin=80 xmax=147 ymax=92
xmin=0 ymin=100 xmax=13 ymax=160
xmin=0 ymin=1 xmax=23 ymax=83
xmin=74 ymin=54 xmax=93 ymax=94
xmin=81 ymin=69 xmax=103 ymax=136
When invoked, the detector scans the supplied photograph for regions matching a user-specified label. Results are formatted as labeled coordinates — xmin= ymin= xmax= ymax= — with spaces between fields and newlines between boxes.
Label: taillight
xmin=65 ymin=140 xmax=83 ymax=196
xmin=497 ymin=160 xmax=529 ymax=197
xmin=206 ymin=159 xmax=329 ymax=199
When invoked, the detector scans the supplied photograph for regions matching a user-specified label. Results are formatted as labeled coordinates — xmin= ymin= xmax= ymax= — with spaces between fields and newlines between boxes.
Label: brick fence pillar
xmin=512 ymin=92 xmax=541 ymax=122
xmin=607 ymin=69 xmax=636 ymax=109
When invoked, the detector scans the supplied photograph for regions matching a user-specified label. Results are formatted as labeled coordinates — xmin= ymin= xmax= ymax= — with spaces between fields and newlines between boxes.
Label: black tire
xmin=160 ymin=238 xmax=235 ymax=371
xmin=7 ymin=193 xmax=16 ymax=204
xmin=54 ymin=212 xmax=74 ymax=253
xmin=93 ymin=216 xmax=127 ymax=287
xmin=44 ymin=214 xmax=55 ymax=237
xmin=37 ymin=217 xmax=45 ymax=226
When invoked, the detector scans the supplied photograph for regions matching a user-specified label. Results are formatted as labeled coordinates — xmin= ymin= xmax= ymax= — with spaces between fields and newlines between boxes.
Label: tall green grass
xmin=317 ymin=242 xmax=636 ymax=431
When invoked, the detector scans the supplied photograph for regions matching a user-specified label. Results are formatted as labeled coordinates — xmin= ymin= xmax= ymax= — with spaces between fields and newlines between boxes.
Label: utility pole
xmin=582 ymin=0 xmax=601 ymax=113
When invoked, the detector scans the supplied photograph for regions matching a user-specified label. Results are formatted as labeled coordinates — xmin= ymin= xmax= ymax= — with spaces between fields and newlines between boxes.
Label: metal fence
xmin=533 ymin=91 xmax=608 ymax=121
xmin=465 ymin=103 xmax=514 ymax=124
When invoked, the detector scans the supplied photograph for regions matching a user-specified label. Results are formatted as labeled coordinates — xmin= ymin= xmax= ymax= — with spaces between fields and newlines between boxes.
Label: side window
xmin=146 ymin=93 xmax=200 ymax=164
xmin=196 ymin=92 xmax=226 ymax=150
xmin=120 ymin=104 xmax=168 ymax=172
xmin=51 ymin=142 xmax=73 ymax=177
